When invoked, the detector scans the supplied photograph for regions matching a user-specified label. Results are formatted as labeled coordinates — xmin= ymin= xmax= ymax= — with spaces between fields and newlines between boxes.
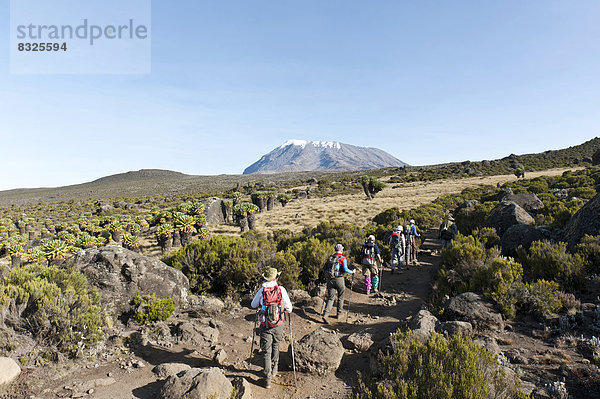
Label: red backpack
xmin=262 ymin=286 xmax=285 ymax=328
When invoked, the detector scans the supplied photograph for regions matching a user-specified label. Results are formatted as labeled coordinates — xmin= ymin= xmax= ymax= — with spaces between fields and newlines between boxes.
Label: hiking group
xmin=249 ymin=216 xmax=458 ymax=389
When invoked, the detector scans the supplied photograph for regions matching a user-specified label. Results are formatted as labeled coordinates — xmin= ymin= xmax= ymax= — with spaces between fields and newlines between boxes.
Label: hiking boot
xmin=265 ymin=377 xmax=272 ymax=389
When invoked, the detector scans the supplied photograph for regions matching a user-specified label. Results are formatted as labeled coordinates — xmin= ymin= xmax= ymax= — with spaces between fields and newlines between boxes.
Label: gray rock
xmin=437 ymin=321 xmax=473 ymax=337
xmin=563 ymin=193 xmax=600 ymax=250
xmin=65 ymin=246 xmax=189 ymax=316
xmin=214 ymin=349 xmax=227 ymax=365
xmin=344 ymin=332 xmax=374 ymax=352
xmin=153 ymin=363 xmax=192 ymax=379
xmin=188 ymin=295 xmax=225 ymax=315
xmin=484 ymin=201 xmax=535 ymax=236
xmin=202 ymin=197 xmax=225 ymax=226
xmin=0 ymin=357 xmax=21 ymax=387
xmin=500 ymin=224 xmax=546 ymax=257
xmin=160 ymin=367 xmax=233 ymax=399
xmin=474 ymin=337 xmax=500 ymax=356
xmin=444 ymin=292 xmax=503 ymax=331
xmin=503 ymin=193 xmax=545 ymax=213
xmin=288 ymin=289 xmax=311 ymax=303
xmin=291 ymin=327 xmax=344 ymax=375
xmin=455 ymin=199 xmax=479 ymax=213
xmin=175 ymin=321 xmax=219 ymax=346
xmin=409 ymin=309 xmax=438 ymax=333
xmin=231 ymin=377 xmax=254 ymax=399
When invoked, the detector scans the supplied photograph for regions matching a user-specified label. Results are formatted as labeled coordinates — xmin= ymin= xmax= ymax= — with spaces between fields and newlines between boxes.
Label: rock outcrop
xmin=484 ymin=201 xmax=534 ymax=236
xmin=563 ymin=193 xmax=600 ymax=250
xmin=444 ymin=292 xmax=503 ymax=331
xmin=500 ymin=224 xmax=546 ymax=257
xmin=503 ymin=193 xmax=544 ymax=214
xmin=160 ymin=367 xmax=233 ymax=399
xmin=291 ymin=327 xmax=344 ymax=375
xmin=0 ymin=357 xmax=21 ymax=387
xmin=174 ymin=321 xmax=219 ymax=347
xmin=344 ymin=332 xmax=374 ymax=352
xmin=66 ymin=246 xmax=188 ymax=316
xmin=202 ymin=197 xmax=225 ymax=225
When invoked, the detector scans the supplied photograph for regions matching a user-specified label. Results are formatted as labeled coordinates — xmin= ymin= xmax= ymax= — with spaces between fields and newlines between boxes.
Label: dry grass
xmin=254 ymin=168 xmax=577 ymax=232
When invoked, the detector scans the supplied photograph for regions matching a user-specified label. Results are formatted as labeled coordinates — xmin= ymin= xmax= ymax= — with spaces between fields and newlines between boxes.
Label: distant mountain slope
xmin=89 ymin=169 xmax=188 ymax=185
xmin=244 ymin=140 xmax=407 ymax=174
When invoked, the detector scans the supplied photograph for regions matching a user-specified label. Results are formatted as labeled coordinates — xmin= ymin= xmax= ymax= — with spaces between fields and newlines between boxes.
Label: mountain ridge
xmin=243 ymin=139 xmax=407 ymax=174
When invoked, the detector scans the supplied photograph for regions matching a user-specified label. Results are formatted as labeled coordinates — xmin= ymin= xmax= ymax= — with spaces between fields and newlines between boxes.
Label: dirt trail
xmin=11 ymin=230 xmax=440 ymax=399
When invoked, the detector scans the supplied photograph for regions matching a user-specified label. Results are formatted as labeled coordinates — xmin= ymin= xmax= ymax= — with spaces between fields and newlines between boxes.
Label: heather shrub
xmin=528 ymin=177 xmax=549 ymax=194
xmin=353 ymin=331 xmax=522 ymax=399
xmin=455 ymin=201 xmax=497 ymax=235
xmin=575 ymin=235 xmax=600 ymax=275
xmin=289 ymin=236 xmax=332 ymax=286
xmin=523 ymin=280 xmax=562 ymax=316
xmin=471 ymin=227 xmax=500 ymax=249
xmin=0 ymin=264 xmax=103 ymax=357
xmin=131 ymin=293 xmax=175 ymax=325
xmin=569 ymin=186 xmax=596 ymax=199
xmin=517 ymin=241 xmax=584 ymax=291
xmin=471 ymin=258 xmax=523 ymax=319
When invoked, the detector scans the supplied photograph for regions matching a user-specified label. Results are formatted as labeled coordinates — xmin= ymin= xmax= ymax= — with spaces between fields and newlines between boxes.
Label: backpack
xmin=440 ymin=222 xmax=454 ymax=240
xmin=262 ymin=286 xmax=285 ymax=328
xmin=390 ymin=232 xmax=401 ymax=248
xmin=322 ymin=254 xmax=342 ymax=280
xmin=361 ymin=242 xmax=375 ymax=265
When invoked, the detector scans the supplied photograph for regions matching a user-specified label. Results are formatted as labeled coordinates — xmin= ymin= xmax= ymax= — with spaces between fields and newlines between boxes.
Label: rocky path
xmin=7 ymin=230 xmax=441 ymax=399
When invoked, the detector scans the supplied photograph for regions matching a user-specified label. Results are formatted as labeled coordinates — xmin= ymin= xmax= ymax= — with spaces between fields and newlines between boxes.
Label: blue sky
xmin=1 ymin=1 xmax=600 ymax=190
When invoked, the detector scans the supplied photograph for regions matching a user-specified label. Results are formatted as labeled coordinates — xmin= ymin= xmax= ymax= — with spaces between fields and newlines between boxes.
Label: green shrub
xmin=455 ymin=201 xmax=497 ymax=235
xmin=575 ymin=235 xmax=600 ymax=275
xmin=131 ymin=293 xmax=175 ymax=324
xmin=569 ymin=186 xmax=596 ymax=199
xmin=471 ymin=227 xmax=500 ymax=249
xmin=517 ymin=241 xmax=584 ymax=291
xmin=523 ymin=280 xmax=562 ymax=316
xmin=0 ymin=264 xmax=103 ymax=357
xmin=471 ymin=258 xmax=523 ymax=318
xmin=353 ymin=330 xmax=522 ymax=399
xmin=528 ymin=177 xmax=549 ymax=194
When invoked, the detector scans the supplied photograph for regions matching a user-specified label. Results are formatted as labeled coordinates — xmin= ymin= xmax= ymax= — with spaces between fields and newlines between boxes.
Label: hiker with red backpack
xmin=251 ymin=267 xmax=293 ymax=389
xmin=389 ymin=225 xmax=405 ymax=274
xmin=361 ymin=235 xmax=383 ymax=294
xmin=322 ymin=243 xmax=355 ymax=324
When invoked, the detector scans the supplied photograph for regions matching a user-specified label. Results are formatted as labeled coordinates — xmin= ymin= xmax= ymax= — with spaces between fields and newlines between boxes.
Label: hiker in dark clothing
xmin=251 ymin=267 xmax=293 ymax=389
xmin=439 ymin=216 xmax=458 ymax=249
xmin=388 ymin=225 xmax=406 ymax=274
xmin=322 ymin=244 xmax=355 ymax=324
xmin=405 ymin=219 xmax=420 ymax=266
xmin=361 ymin=235 xmax=383 ymax=294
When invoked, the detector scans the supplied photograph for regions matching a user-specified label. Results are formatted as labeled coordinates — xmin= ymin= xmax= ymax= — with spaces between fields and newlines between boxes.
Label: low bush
xmin=0 ymin=264 xmax=103 ymax=357
xmin=454 ymin=201 xmax=497 ymax=235
xmin=353 ymin=330 xmax=523 ymax=399
xmin=471 ymin=258 xmax=523 ymax=319
xmin=517 ymin=241 xmax=584 ymax=291
xmin=575 ymin=235 xmax=600 ymax=275
xmin=131 ymin=293 xmax=175 ymax=325
xmin=523 ymin=280 xmax=563 ymax=317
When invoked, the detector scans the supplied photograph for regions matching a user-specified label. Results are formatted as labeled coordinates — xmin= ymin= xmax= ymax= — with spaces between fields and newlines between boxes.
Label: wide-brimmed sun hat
xmin=409 ymin=219 xmax=415 ymax=224
xmin=395 ymin=225 xmax=403 ymax=232
xmin=334 ymin=243 xmax=344 ymax=252
xmin=262 ymin=267 xmax=281 ymax=281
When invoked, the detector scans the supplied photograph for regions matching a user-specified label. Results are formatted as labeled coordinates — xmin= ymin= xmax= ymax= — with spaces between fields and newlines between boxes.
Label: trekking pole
xmin=346 ymin=271 xmax=355 ymax=323
xmin=289 ymin=314 xmax=298 ymax=389
xmin=249 ymin=309 xmax=259 ymax=360
xmin=378 ymin=260 xmax=383 ymax=291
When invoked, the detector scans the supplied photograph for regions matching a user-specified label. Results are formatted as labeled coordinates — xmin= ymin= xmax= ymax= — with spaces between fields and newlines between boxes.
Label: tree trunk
xmin=267 ymin=197 xmax=275 ymax=211
xmin=111 ymin=231 xmax=122 ymax=243
xmin=362 ymin=182 xmax=373 ymax=200
xmin=248 ymin=213 xmax=256 ymax=230
xmin=222 ymin=203 xmax=232 ymax=224
xmin=28 ymin=231 xmax=35 ymax=241
xmin=11 ymin=255 xmax=21 ymax=269
xmin=238 ymin=215 xmax=249 ymax=233
xmin=180 ymin=231 xmax=193 ymax=246
xmin=159 ymin=236 xmax=172 ymax=253
xmin=19 ymin=226 xmax=26 ymax=235
xmin=279 ymin=200 xmax=287 ymax=207
xmin=172 ymin=230 xmax=181 ymax=246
